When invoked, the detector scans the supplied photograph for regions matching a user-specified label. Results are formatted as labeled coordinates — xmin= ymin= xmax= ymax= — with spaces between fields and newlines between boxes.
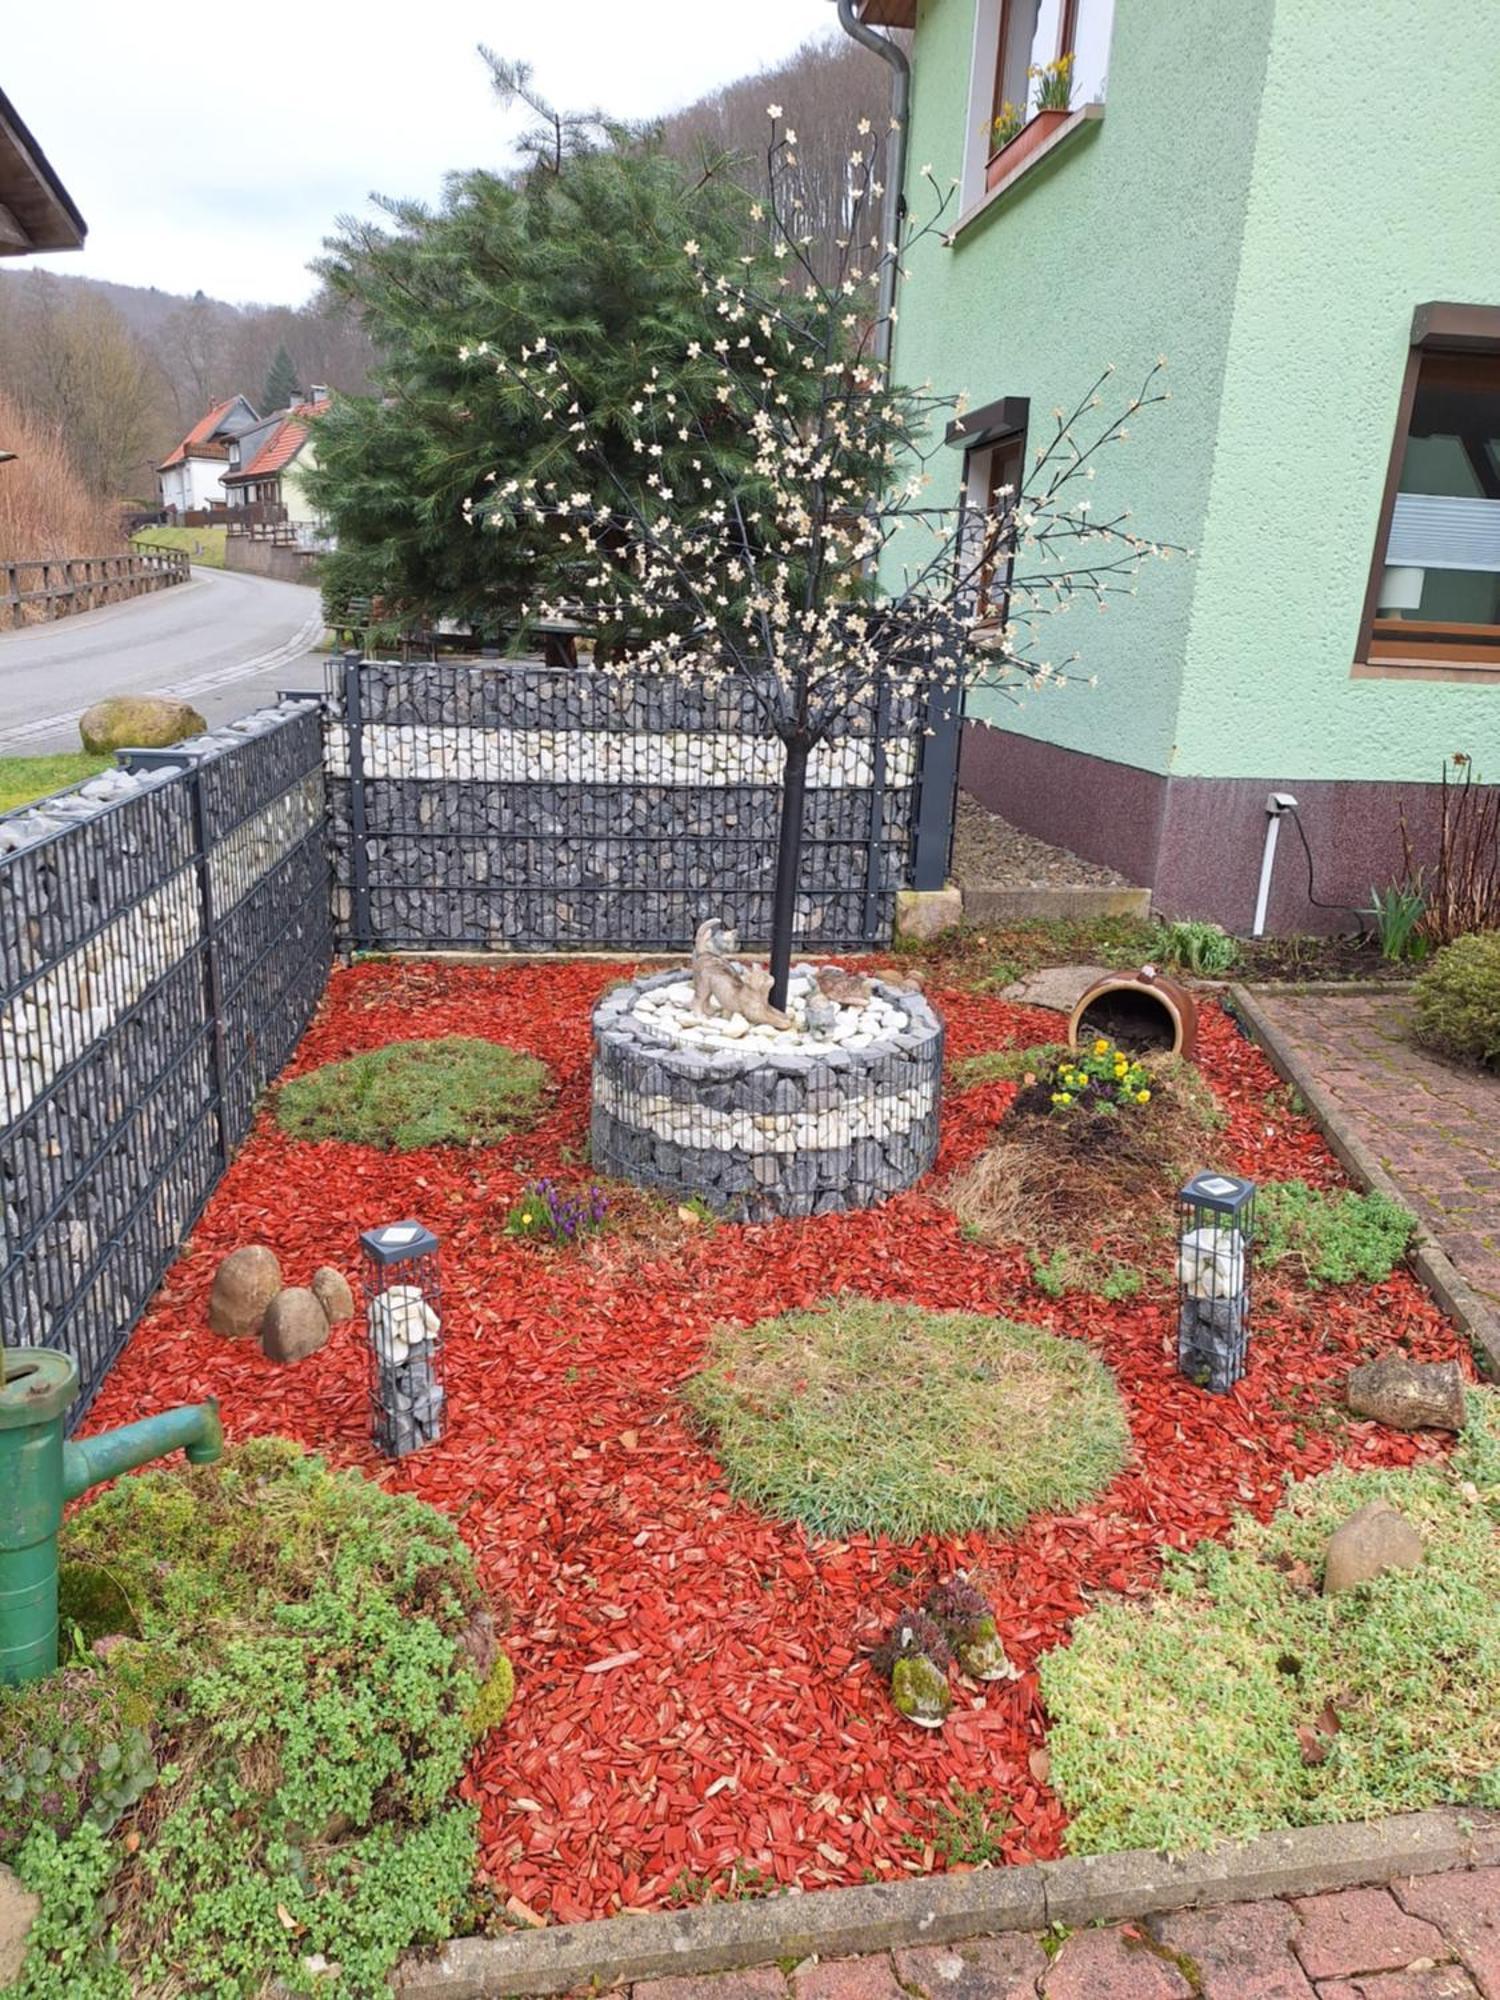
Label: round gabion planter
xmin=590 ymin=967 xmax=943 ymax=1219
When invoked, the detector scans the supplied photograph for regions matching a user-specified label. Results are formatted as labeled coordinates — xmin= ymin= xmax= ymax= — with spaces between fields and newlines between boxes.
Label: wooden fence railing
xmin=3 ymin=548 xmax=191 ymax=629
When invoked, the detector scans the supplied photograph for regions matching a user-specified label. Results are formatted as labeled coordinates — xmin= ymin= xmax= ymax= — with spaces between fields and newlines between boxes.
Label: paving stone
xmin=1291 ymin=1887 xmax=1447 ymax=1980
xmin=1042 ymin=1925 xmax=1193 ymax=1999
xmin=792 ymin=1956 xmax=906 ymax=2000
xmin=1396 ymin=1869 xmax=1500 ymax=1998
xmin=1154 ymin=1898 xmax=1316 ymax=1998
xmin=892 ymin=1933 xmax=1048 ymax=1998
xmin=634 ymin=1970 xmax=789 ymax=2000
xmin=1316 ymin=1969 xmax=1480 ymax=2000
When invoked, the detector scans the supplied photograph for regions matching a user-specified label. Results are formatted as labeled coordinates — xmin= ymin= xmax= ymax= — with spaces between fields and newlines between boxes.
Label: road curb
xmin=394 ymin=1810 xmax=1500 ymax=1997
xmin=1229 ymin=981 xmax=1500 ymax=1380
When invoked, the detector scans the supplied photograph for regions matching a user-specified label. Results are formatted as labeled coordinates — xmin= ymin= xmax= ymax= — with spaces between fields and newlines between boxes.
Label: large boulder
xmin=78 ymin=693 xmax=205 ymax=755
xmin=1346 ymin=1352 xmax=1466 ymax=1433
xmin=260 ymin=1287 xmax=330 ymax=1364
xmin=311 ymin=1266 xmax=355 ymax=1326
xmin=1323 ymin=1499 xmax=1425 ymax=1595
xmin=208 ymin=1245 xmax=282 ymax=1338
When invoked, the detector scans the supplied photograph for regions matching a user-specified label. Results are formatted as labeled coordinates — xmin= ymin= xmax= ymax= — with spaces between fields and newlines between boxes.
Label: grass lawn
xmin=0 ymin=750 xmax=109 ymax=814
xmin=131 ymin=523 xmax=227 ymax=568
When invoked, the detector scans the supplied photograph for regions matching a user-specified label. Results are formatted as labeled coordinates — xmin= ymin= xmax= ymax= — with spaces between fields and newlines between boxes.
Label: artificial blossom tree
xmin=474 ymin=111 xmax=1178 ymax=1009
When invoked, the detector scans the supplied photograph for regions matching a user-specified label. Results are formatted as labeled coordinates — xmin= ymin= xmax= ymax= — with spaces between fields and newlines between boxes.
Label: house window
xmin=1358 ymin=305 xmax=1500 ymax=671
xmin=950 ymin=396 xmax=1030 ymax=624
xmin=964 ymin=0 xmax=1113 ymax=205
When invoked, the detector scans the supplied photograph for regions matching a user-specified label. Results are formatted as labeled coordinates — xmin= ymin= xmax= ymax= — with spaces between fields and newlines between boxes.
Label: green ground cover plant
xmin=0 ymin=753 xmax=110 ymax=815
xmin=1041 ymin=1391 xmax=1500 ymax=1853
xmin=1154 ymin=918 xmax=1239 ymax=976
xmin=0 ymin=1440 xmax=512 ymax=1997
xmin=1412 ymin=931 xmax=1500 ymax=1071
xmin=685 ymin=1300 xmax=1130 ymax=1539
xmin=1258 ymin=1181 xmax=1416 ymax=1286
xmin=275 ymin=1036 xmax=548 ymax=1150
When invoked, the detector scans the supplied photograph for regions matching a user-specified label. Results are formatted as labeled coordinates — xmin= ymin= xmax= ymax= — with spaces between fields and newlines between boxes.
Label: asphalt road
xmin=0 ymin=566 xmax=326 ymax=754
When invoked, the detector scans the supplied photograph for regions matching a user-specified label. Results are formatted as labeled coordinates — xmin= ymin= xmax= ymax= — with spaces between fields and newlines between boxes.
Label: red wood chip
xmin=78 ymin=961 xmax=1471 ymax=1920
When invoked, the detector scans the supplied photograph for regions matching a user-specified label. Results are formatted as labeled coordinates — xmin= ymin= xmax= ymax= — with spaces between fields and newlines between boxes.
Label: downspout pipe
xmin=834 ymin=0 xmax=910 ymax=369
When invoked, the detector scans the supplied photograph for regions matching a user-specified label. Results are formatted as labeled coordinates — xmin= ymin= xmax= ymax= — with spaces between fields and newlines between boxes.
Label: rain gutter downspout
xmin=834 ymin=0 xmax=910 ymax=369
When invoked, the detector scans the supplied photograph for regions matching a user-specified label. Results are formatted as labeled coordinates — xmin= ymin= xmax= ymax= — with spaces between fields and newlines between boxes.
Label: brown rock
xmin=0 ymin=1862 xmax=38 ymax=1989
xmin=260 ymin=1287 xmax=330 ymax=1364
xmin=311 ymin=1266 xmax=355 ymax=1325
xmin=78 ymin=693 xmax=205 ymax=754
xmin=208 ymin=1245 xmax=282 ymax=1337
xmin=1347 ymin=1352 xmax=1466 ymax=1433
xmin=1323 ymin=1499 xmax=1425 ymax=1595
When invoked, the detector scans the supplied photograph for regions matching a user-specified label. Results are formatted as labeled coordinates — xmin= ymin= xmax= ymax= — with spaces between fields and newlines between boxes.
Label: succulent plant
xmin=925 ymin=1573 xmax=1012 ymax=1681
xmin=869 ymin=1608 xmax=951 ymax=1681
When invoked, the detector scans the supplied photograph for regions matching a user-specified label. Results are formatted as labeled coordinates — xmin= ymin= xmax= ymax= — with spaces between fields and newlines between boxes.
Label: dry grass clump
xmin=947 ymin=1052 xmax=1221 ymax=1254
xmin=686 ymin=1298 xmax=1130 ymax=1538
xmin=0 ymin=391 xmax=121 ymax=581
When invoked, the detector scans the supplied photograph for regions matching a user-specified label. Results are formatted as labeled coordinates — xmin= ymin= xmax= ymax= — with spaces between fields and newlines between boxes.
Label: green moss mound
xmin=1258 ymin=1180 xmax=1416 ymax=1286
xmin=1413 ymin=931 xmax=1500 ymax=1070
xmin=685 ymin=1299 xmax=1131 ymax=1539
xmin=274 ymin=1035 xmax=548 ymax=1151
xmin=1040 ymin=1390 xmax=1500 ymax=1855
xmin=0 ymin=1440 xmax=511 ymax=1999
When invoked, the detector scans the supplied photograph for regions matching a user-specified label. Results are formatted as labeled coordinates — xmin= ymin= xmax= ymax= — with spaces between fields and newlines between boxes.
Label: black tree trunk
xmin=768 ymin=734 xmax=811 ymax=1013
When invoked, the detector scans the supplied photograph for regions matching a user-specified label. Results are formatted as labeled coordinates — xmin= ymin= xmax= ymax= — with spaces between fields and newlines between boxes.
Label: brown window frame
xmin=1355 ymin=302 xmax=1500 ymax=680
xmin=949 ymin=395 xmax=1031 ymax=627
xmin=989 ymin=0 xmax=1078 ymax=144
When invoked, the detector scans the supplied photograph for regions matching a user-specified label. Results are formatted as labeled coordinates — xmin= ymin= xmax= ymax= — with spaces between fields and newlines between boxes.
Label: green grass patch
xmin=1 ymin=1439 xmax=510 ymax=1998
xmin=0 ymin=753 xmax=110 ymax=816
xmin=274 ymin=1036 xmax=548 ymax=1151
xmin=1259 ymin=1180 xmax=1416 ymax=1286
xmin=132 ymin=524 xmax=227 ymax=568
xmin=953 ymin=1042 xmax=1069 ymax=1088
xmin=684 ymin=1299 xmax=1130 ymax=1539
xmin=1040 ymin=1390 xmax=1500 ymax=1853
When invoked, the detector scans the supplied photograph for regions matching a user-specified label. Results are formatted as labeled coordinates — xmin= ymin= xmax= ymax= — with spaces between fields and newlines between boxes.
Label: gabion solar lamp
xmin=1176 ymin=1171 xmax=1256 ymax=1394
xmin=359 ymin=1221 xmax=445 ymax=1457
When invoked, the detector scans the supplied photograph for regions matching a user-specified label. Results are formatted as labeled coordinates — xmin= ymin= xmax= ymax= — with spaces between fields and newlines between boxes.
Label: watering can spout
xmin=62 ymin=1397 xmax=223 ymax=1502
xmin=1 ymin=1347 xmax=223 ymax=1686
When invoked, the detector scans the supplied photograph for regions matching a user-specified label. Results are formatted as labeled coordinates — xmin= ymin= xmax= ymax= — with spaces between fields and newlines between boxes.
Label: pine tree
xmin=305 ymin=64 xmax=823 ymax=645
xmin=263 ymin=344 xmax=300 ymax=413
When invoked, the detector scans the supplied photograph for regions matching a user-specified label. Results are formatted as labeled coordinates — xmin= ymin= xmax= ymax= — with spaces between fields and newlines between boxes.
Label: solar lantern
xmin=1176 ymin=1171 xmax=1256 ymax=1394
xmin=359 ymin=1221 xmax=445 ymax=1457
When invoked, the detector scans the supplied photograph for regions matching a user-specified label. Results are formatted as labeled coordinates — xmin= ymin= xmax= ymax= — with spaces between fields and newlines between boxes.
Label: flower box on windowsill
xmin=985 ymin=108 xmax=1072 ymax=190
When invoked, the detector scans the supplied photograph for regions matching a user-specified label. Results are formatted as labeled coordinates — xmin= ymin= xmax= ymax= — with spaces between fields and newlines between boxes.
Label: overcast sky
xmin=8 ymin=1 xmax=838 ymax=305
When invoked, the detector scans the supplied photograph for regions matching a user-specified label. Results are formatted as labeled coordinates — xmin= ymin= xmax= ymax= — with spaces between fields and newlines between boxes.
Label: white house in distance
xmin=156 ymin=395 xmax=260 ymax=517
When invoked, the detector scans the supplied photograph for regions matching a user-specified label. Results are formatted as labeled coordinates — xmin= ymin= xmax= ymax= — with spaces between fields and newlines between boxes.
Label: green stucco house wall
xmin=854 ymin=0 xmax=1500 ymax=929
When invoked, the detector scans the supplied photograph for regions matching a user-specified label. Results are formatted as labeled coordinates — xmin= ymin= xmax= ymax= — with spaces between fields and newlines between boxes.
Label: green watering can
xmin=0 ymin=1348 xmax=223 ymax=1686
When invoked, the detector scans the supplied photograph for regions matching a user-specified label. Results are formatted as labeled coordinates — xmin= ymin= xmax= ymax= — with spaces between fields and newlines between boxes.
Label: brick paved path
xmin=1251 ymin=990 xmax=1500 ymax=1318
xmin=622 ymin=1870 xmax=1500 ymax=2000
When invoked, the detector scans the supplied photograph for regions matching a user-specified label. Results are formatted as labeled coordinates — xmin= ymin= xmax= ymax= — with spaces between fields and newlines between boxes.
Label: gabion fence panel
xmin=325 ymin=658 xmax=951 ymax=953
xmin=0 ymin=702 xmax=332 ymax=1422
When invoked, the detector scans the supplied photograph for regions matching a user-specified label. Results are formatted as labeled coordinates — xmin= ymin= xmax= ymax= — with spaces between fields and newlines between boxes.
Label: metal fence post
xmin=909 ymin=679 xmax=965 ymax=893
xmin=185 ymin=763 xmax=234 ymax=1172
xmin=342 ymin=652 xmax=373 ymax=950
xmin=860 ymin=675 xmax=891 ymax=943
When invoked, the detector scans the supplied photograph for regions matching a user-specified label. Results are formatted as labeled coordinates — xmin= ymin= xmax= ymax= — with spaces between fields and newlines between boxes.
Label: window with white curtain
xmin=1367 ymin=345 xmax=1500 ymax=665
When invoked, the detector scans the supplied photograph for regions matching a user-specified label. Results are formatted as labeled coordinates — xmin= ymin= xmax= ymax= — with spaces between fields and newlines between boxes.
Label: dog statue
xmin=690 ymin=917 xmax=791 ymax=1030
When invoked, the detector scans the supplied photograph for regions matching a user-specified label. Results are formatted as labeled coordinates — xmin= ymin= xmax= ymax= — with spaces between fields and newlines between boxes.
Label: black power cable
xmin=1283 ymin=803 xmax=1366 ymax=936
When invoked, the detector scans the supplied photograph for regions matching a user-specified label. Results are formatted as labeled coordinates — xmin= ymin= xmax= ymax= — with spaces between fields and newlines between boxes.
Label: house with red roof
xmin=222 ymin=392 xmax=331 ymax=541
xmin=157 ymin=395 xmax=260 ymax=517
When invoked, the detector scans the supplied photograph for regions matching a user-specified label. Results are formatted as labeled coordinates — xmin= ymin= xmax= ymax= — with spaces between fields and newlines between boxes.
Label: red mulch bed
xmin=82 ymin=959 xmax=1469 ymax=1923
